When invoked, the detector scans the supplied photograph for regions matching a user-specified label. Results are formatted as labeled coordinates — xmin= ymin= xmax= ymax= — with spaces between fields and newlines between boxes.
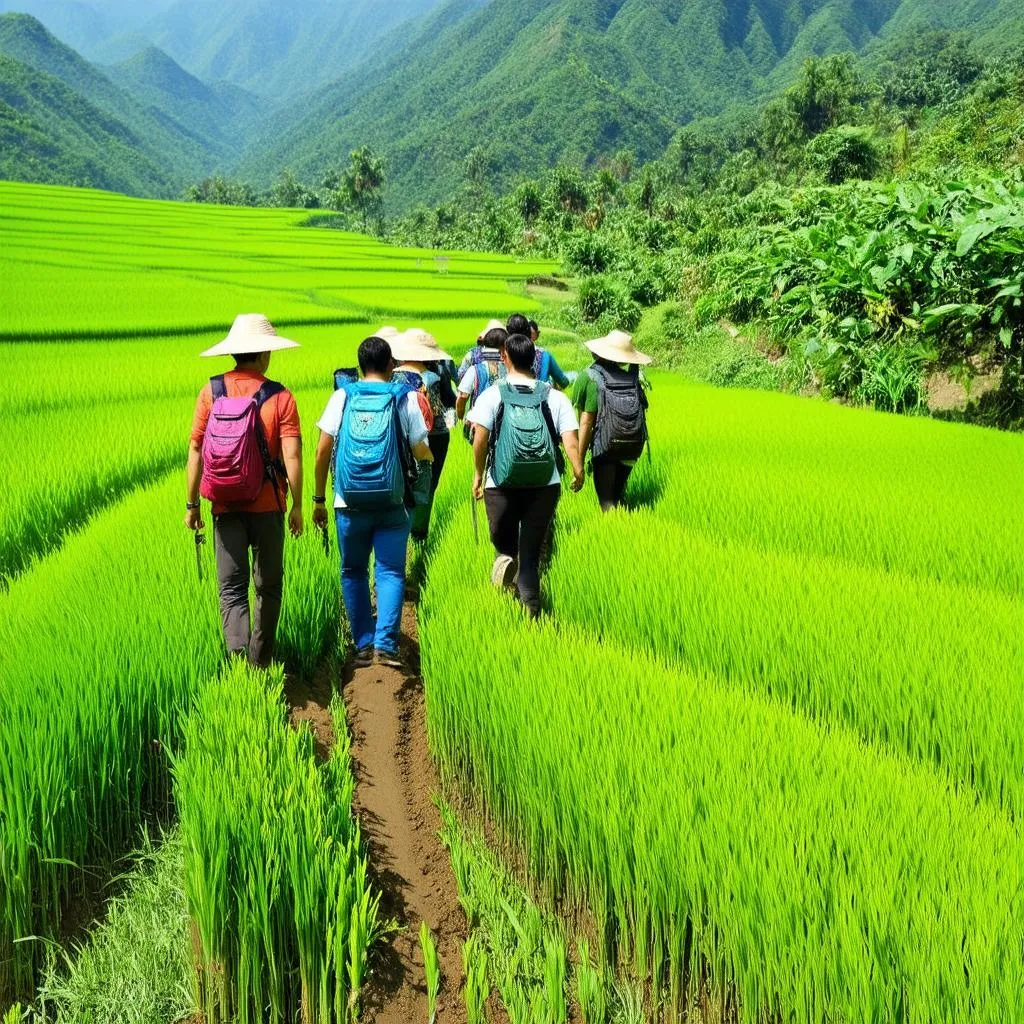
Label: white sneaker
xmin=490 ymin=554 xmax=518 ymax=590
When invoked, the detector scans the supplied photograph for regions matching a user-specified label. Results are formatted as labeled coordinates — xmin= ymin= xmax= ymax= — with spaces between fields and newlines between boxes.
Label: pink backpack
xmin=200 ymin=375 xmax=286 ymax=506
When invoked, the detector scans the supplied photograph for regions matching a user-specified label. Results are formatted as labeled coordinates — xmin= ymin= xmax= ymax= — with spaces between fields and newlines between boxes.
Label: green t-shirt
xmin=572 ymin=366 xmax=600 ymax=415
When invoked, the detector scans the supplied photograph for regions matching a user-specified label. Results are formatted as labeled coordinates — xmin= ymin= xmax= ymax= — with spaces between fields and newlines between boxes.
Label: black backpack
xmin=589 ymin=363 xmax=649 ymax=462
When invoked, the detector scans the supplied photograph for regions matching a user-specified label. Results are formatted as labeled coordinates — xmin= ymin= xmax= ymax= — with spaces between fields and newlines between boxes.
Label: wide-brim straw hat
xmin=200 ymin=314 xmax=300 ymax=358
xmin=391 ymin=328 xmax=452 ymax=363
xmin=375 ymin=325 xmax=401 ymax=340
xmin=585 ymin=329 xmax=652 ymax=366
xmin=477 ymin=318 xmax=506 ymax=341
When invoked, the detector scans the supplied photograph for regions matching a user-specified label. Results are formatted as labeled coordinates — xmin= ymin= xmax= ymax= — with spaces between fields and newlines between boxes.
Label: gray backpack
xmin=588 ymin=363 xmax=648 ymax=462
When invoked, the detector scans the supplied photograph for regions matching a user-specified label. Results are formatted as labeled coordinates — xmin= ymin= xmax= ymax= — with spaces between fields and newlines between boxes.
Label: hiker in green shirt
xmin=572 ymin=330 xmax=652 ymax=512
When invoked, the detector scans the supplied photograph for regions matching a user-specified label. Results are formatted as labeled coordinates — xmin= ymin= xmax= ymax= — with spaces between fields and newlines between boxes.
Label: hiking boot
xmin=375 ymin=649 xmax=405 ymax=671
xmin=490 ymin=554 xmax=518 ymax=590
xmin=352 ymin=646 xmax=374 ymax=669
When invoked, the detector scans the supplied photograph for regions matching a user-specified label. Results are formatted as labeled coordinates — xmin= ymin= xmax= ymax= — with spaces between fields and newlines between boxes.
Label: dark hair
xmin=528 ymin=319 xmax=540 ymax=338
xmin=482 ymin=327 xmax=508 ymax=349
xmin=504 ymin=333 xmax=536 ymax=373
xmin=232 ymin=351 xmax=268 ymax=365
xmin=506 ymin=313 xmax=532 ymax=337
xmin=358 ymin=335 xmax=394 ymax=375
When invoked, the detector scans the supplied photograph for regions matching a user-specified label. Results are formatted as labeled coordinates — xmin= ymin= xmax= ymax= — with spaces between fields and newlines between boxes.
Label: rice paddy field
xmin=1 ymin=180 xmax=1022 ymax=1023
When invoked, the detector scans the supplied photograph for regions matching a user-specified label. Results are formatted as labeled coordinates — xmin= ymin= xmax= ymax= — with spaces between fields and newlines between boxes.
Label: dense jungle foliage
xmin=381 ymin=33 xmax=1023 ymax=426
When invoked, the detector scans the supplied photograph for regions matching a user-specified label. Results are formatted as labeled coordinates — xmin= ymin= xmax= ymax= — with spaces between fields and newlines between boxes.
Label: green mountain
xmin=239 ymin=0 xmax=1024 ymax=212
xmin=105 ymin=45 xmax=262 ymax=152
xmin=0 ymin=53 xmax=173 ymax=193
xmin=0 ymin=12 xmax=229 ymax=190
xmin=141 ymin=0 xmax=444 ymax=101
xmin=0 ymin=0 xmax=106 ymax=52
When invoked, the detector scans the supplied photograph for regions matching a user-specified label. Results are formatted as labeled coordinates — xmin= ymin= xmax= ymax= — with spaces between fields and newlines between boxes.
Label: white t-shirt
xmin=467 ymin=374 xmax=579 ymax=489
xmin=318 ymin=386 xmax=429 ymax=509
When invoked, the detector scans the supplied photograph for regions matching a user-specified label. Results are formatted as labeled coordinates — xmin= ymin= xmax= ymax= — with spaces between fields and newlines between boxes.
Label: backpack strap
xmin=210 ymin=375 xmax=227 ymax=400
xmin=252 ymin=379 xmax=288 ymax=511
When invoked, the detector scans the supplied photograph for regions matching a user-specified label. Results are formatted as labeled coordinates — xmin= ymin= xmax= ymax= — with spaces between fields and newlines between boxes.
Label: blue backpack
xmin=335 ymin=380 xmax=410 ymax=510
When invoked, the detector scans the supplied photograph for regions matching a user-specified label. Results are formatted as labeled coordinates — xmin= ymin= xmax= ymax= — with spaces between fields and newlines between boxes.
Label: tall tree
xmin=341 ymin=145 xmax=386 ymax=233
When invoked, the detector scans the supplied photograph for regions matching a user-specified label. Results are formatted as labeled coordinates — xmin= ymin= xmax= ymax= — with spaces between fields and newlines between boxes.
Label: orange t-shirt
xmin=191 ymin=370 xmax=301 ymax=514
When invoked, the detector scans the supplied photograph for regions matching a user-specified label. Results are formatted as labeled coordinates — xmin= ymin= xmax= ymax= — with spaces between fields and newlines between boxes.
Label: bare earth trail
xmin=287 ymin=602 xmax=469 ymax=1024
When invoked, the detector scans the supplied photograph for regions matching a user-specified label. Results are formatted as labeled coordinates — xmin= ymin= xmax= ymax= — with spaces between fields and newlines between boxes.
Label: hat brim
xmin=391 ymin=341 xmax=453 ymax=363
xmin=586 ymin=339 xmax=652 ymax=365
xmin=200 ymin=336 xmax=301 ymax=358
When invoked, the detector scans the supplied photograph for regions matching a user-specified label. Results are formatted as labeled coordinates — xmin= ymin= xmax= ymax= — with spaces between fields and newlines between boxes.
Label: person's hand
xmin=289 ymin=506 xmax=304 ymax=538
xmin=570 ymin=468 xmax=585 ymax=493
xmin=472 ymin=473 xmax=485 ymax=501
xmin=312 ymin=504 xmax=329 ymax=530
xmin=184 ymin=506 xmax=204 ymax=531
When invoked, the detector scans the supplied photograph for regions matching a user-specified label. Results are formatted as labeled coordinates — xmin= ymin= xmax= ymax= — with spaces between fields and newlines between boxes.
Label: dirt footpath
xmin=288 ymin=603 xmax=468 ymax=1024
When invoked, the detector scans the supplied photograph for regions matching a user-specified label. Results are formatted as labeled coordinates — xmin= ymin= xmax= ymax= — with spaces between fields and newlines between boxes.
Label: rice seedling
xmin=462 ymin=935 xmax=490 ymax=1024
xmin=575 ymin=940 xmax=606 ymax=1024
xmin=420 ymin=923 xmax=441 ymax=1024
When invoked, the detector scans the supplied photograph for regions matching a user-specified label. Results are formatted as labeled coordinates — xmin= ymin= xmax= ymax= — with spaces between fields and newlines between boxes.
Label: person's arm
xmin=550 ymin=355 xmax=571 ymax=391
xmin=281 ymin=436 xmax=303 ymax=537
xmin=456 ymin=367 xmax=475 ymax=421
xmin=472 ymin=425 xmax=490 ymax=500
xmin=312 ymin=430 xmax=333 ymax=529
xmin=404 ymin=393 xmax=434 ymax=463
xmin=562 ymin=430 xmax=584 ymax=492
xmin=579 ymin=412 xmax=596 ymax=460
xmin=185 ymin=440 xmax=204 ymax=531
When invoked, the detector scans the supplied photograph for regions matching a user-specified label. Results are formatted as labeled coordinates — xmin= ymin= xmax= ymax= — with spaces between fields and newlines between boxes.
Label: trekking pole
xmin=194 ymin=530 xmax=206 ymax=582
xmin=320 ymin=521 xmax=331 ymax=557
xmin=470 ymin=490 xmax=479 ymax=547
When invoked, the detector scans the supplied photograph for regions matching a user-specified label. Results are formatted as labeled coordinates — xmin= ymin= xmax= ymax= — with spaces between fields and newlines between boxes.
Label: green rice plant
xmin=174 ymin=661 xmax=378 ymax=1024
xmin=541 ymin=934 xmax=567 ymax=1024
xmin=0 ymin=472 xmax=338 ymax=1001
xmin=420 ymin=519 xmax=1024 ymax=1021
xmin=0 ymin=181 xmax=551 ymax=341
xmin=462 ymin=936 xmax=490 ymax=1024
xmin=545 ymin=509 xmax=1024 ymax=814
xmin=420 ymin=923 xmax=441 ymax=1024
xmin=575 ymin=939 xmax=606 ymax=1024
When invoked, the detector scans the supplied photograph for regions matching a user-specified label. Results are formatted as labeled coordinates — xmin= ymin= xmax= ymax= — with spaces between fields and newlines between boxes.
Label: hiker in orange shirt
xmin=185 ymin=314 xmax=304 ymax=667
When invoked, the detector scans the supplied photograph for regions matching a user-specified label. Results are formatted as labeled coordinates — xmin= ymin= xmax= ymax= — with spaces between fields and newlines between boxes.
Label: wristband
xmin=313 ymin=496 xmax=326 ymax=505
xmin=185 ymin=500 xmax=201 ymax=511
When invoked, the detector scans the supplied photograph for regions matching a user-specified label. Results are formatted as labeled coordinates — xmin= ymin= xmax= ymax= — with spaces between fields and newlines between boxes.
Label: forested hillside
xmin=386 ymin=33 xmax=1023 ymax=427
xmin=0 ymin=13 xmax=223 ymax=188
xmin=240 ymin=0 xmax=1024 ymax=210
xmin=0 ymin=53 xmax=173 ymax=193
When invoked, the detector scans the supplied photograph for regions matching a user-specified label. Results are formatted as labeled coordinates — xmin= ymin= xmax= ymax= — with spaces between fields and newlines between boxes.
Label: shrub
xmin=573 ymin=275 xmax=642 ymax=331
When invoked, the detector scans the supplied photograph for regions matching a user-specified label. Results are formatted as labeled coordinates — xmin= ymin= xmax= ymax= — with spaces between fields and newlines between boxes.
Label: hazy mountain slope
xmin=0 ymin=0 xmax=105 ymax=51
xmin=0 ymin=13 xmax=222 ymax=183
xmin=142 ymin=0 xmax=445 ymax=100
xmin=0 ymin=53 xmax=172 ymax=193
xmin=241 ymin=0 xmax=1024 ymax=212
xmin=106 ymin=45 xmax=262 ymax=150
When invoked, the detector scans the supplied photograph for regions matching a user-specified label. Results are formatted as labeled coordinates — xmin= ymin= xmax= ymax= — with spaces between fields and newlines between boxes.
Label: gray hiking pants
xmin=213 ymin=511 xmax=284 ymax=668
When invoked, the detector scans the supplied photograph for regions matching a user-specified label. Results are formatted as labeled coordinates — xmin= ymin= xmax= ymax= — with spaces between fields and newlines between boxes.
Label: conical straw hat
xmin=477 ymin=318 xmax=506 ymax=341
xmin=200 ymin=314 xmax=301 ymax=358
xmin=375 ymin=326 xmax=401 ymax=340
xmin=390 ymin=328 xmax=452 ymax=363
xmin=585 ymin=329 xmax=652 ymax=366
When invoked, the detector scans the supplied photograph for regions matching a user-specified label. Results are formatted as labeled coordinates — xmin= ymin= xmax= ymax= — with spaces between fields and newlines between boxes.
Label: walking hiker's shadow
xmin=623 ymin=460 xmax=667 ymax=511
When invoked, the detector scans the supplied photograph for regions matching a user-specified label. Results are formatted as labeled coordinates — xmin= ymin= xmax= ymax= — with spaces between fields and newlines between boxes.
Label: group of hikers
xmin=185 ymin=312 xmax=652 ymax=670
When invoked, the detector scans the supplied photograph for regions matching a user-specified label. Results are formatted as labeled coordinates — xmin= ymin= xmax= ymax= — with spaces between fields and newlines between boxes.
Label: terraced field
xmin=1 ymin=182 xmax=1022 ymax=1023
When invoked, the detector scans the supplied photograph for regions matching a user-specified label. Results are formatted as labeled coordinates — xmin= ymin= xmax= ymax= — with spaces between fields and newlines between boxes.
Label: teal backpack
xmin=490 ymin=381 xmax=561 ymax=488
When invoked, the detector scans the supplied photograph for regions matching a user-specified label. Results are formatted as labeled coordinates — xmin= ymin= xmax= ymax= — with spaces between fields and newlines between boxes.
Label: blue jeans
xmin=336 ymin=506 xmax=410 ymax=654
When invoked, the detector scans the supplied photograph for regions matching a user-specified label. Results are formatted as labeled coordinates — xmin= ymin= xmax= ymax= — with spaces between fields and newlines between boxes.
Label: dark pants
xmin=484 ymin=485 xmax=560 ymax=618
xmin=213 ymin=511 xmax=284 ymax=667
xmin=411 ymin=432 xmax=451 ymax=540
xmin=592 ymin=458 xmax=634 ymax=512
